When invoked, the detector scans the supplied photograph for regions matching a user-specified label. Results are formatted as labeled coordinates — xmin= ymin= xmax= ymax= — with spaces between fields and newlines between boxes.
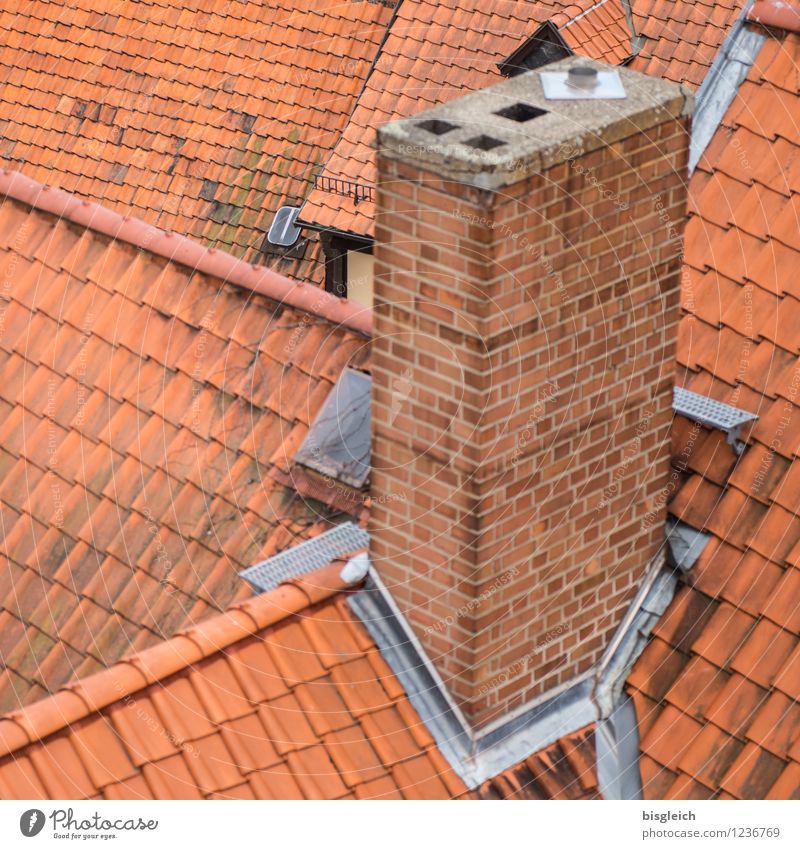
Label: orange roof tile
xmin=0 ymin=170 xmax=372 ymax=713
xmin=0 ymin=0 xmax=394 ymax=279
xmin=0 ymin=562 xmax=598 ymax=799
xmin=556 ymin=0 xmax=632 ymax=64
xmin=629 ymin=31 xmax=800 ymax=800
xmin=629 ymin=0 xmax=747 ymax=88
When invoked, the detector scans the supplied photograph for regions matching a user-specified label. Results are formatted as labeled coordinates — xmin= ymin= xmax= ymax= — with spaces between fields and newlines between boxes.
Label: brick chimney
xmin=370 ymin=58 xmax=691 ymax=729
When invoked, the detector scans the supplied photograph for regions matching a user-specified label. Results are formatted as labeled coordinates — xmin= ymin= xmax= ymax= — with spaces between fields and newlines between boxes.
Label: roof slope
xmin=555 ymin=0 xmax=632 ymax=64
xmin=628 ymin=31 xmax=800 ymax=800
xmin=0 ymin=173 xmax=370 ymax=713
xmin=0 ymin=0 xmax=393 ymax=279
xmin=0 ymin=563 xmax=467 ymax=800
xmin=0 ymin=560 xmax=601 ymax=800
xmin=629 ymin=0 xmax=748 ymax=87
xmin=299 ymin=0 xmax=634 ymax=238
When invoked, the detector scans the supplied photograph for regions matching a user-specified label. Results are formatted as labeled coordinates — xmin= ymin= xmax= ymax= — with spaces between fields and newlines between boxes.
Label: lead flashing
xmin=666 ymin=517 xmax=712 ymax=572
xmin=689 ymin=1 xmax=765 ymax=173
xmin=378 ymin=56 xmax=691 ymax=189
xmin=346 ymin=525 xmax=697 ymax=790
xmin=596 ymin=697 xmax=643 ymax=800
xmin=349 ymin=567 xmax=599 ymax=787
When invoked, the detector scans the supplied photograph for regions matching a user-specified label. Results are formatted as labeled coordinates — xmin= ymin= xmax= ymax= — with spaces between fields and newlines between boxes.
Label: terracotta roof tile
xmin=632 ymin=74 xmax=800 ymax=782
xmin=0 ymin=0 xmax=395 ymax=279
xmin=720 ymin=742 xmax=786 ymax=800
xmin=70 ymin=716 xmax=139 ymax=789
xmin=219 ymin=713 xmax=281 ymax=773
xmin=28 ymin=736 xmax=97 ymax=798
xmin=641 ymin=705 xmax=705 ymax=772
xmin=630 ymin=0 xmax=746 ymax=88
xmin=714 ymin=553 xmax=783 ymax=617
xmin=677 ymin=723 xmax=745 ymax=791
xmin=745 ymin=690 xmax=800 ymax=759
xmin=706 ymin=672 xmax=771 ymax=740
xmin=0 ymin=570 xmax=454 ymax=800
xmin=294 ymin=679 xmax=354 ymax=736
xmin=0 ymin=174 xmax=378 ymax=711
xmin=766 ymin=762 xmax=800 ymax=800
xmin=627 ymin=636 xmax=690 ymax=701
xmin=762 ymin=567 xmax=800 ymax=631
xmin=689 ymin=602 xmax=756 ymax=669
xmin=729 ymin=620 xmax=798 ymax=688
xmin=639 ymin=755 xmax=678 ymax=800
xmin=664 ymin=656 xmax=730 ymax=718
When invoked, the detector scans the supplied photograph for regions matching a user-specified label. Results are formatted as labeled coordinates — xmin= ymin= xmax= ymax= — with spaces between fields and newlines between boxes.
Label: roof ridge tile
xmin=0 ymin=566 xmax=358 ymax=759
xmin=0 ymin=169 xmax=372 ymax=336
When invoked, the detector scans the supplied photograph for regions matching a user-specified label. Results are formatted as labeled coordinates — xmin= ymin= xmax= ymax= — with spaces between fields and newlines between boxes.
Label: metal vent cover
xmin=540 ymin=67 xmax=626 ymax=100
xmin=266 ymin=205 xmax=302 ymax=247
xmin=673 ymin=386 xmax=758 ymax=453
xmin=241 ymin=521 xmax=369 ymax=593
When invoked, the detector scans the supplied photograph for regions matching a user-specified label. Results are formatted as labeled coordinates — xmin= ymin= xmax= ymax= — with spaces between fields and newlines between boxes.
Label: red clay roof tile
xmin=677 ymin=723 xmax=745 ymax=791
xmin=745 ymin=690 xmax=800 ymax=759
xmin=631 ymin=0 xmax=746 ymax=88
xmin=720 ymin=742 xmax=786 ymax=800
xmin=690 ymin=603 xmax=756 ymax=669
xmin=641 ymin=705 xmax=706 ymax=772
xmin=665 ymin=656 xmax=730 ymax=718
xmin=0 ymin=1 xmax=395 ymax=279
xmin=729 ymin=620 xmax=798 ymax=688
xmin=5 ymin=566 xmax=585 ymax=799
xmin=705 ymin=673 xmax=769 ymax=739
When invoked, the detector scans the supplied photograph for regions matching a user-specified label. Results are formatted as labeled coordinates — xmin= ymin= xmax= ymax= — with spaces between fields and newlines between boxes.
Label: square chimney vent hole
xmin=418 ymin=118 xmax=459 ymax=136
xmin=464 ymin=134 xmax=506 ymax=151
xmin=494 ymin=102 xmax=548 ymax=122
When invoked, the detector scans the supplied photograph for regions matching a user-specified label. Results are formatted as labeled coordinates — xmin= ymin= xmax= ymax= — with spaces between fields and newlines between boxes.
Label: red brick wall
xmin=371 ymin=117 xmax=689 ymax=728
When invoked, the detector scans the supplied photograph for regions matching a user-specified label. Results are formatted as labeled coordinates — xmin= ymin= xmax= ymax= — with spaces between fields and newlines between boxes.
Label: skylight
xmin=294 ymin=368 xmax=371 ymax=488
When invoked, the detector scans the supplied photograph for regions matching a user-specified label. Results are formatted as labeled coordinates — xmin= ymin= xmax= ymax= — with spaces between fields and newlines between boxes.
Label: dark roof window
xmin=498 ymin=21 xmax=572 ymax=77
xmin=294 ymin=368 xmax=371 ymax=488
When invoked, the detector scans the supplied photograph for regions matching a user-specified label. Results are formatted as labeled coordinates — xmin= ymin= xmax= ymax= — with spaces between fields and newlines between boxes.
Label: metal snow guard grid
xmin=241 ymin=521 xmax=370 ymax=593
xmin=673 ymin=386 xmax=758 ymax=453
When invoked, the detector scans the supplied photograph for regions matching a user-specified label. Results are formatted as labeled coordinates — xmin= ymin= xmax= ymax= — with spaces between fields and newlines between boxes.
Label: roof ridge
xmin=0 ymin=168 xmax=372 ymax=336
xmin=0 ymin=559 xmax=362 ymax=760
xmin=747 ymin=0 xmax=800 ymax=33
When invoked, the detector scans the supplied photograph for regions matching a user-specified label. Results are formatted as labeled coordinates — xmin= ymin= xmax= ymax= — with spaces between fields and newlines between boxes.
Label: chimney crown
xmin=378 ymin=56 xmax=692 ymax=189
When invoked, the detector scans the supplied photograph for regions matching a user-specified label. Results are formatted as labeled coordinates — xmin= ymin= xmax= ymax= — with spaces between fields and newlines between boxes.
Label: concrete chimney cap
xmin=377 ymin=56 xmax=693 ymax=189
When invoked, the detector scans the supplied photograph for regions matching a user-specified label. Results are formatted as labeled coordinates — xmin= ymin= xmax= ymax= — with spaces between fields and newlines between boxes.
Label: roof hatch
xmin=294 ymin=367 xmax=371 ymax=488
